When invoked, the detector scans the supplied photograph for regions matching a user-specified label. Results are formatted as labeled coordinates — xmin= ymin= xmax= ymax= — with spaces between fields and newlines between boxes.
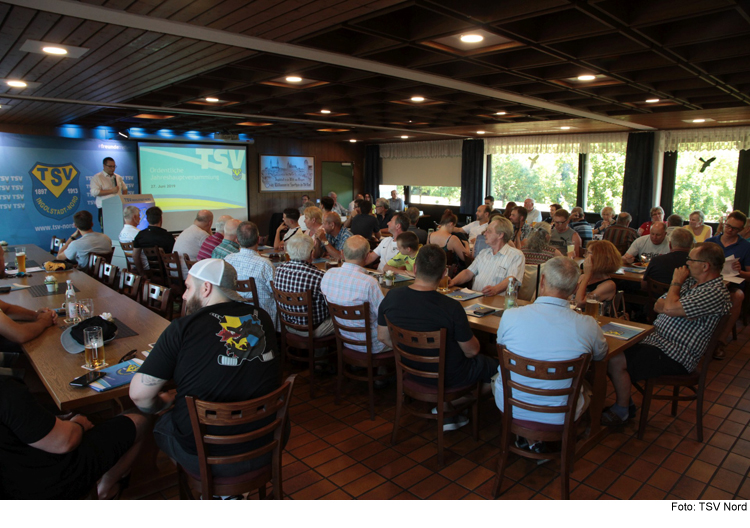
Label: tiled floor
xmin=126 ymin=326 xmax=750 ymax=500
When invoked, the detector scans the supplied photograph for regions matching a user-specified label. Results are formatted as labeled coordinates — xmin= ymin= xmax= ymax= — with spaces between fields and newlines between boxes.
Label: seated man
xmin=130 ymin=259 xmax=280 ymax=479
xmin=350 ymin=200 xmax=381 ymax=241
xmin=321 ymin=235 xmax=387 ymax=354
xmin=605 ymin=242 xmax=732 ymax=425
xmin=365 ymin=213 xmax=409 ymax=272
xmin=666 ymin=214 xmax=684 ymax=236
xmin=456 ymin=205 xmax=490 ymax=242
xmin=377 ymin=245 xmax=499 ymax=430
xmin=524 ymin=198 xmax=543 ymax=225
xmin=1 ymin=378 xmax=148 ymax=499
xmin=495 ymin=256 xmax=607 ymax=448
xmin=569 ymin=207 xmax=593 ymax=248
xmin=388 ymin=189 xmax=404 ymax=212
xmin=450 ymin=217 xmax=525 ymax=296
xmin=406 ymin=206 xmax=428 ymax=245
xmin=509 ymin=205 xmax=530 ymax=247
xmin=132 ymin=206 xmax=174 ymax=274
xmin=118 ymin=205 xmax=141 ymax=246
xmin=197 ymin=215 xmax=232 ymax=261
xmin=273 ymin=208 xmax=301 ymax=251
xmin=225 ymin=221 xmax=277 ymax=326
xmin=56 ymin=210 xmax=112 ymax=270
xmin=315 ymin=212 xmax=352 ymax=261
xmin=603 ymin=212 xmax=638 ymax=255
xmin=329 ymin=192 xmax=348 ymax=216
xmin=173 ymin=210 xmax=213 ymax=276
xmin=622 ymin=221 xmax=669 ymax=264
xmin=549 ymin=208 xmax=582 ymax=258
xmin=275 ymin=233 xmax=333 ymax=337
xmin=384 ymin=231 xmax=420 ymax=276
xmin=375 ymin=199 xmax=394 ymax=231
xmin=211 ymin=219 xmax=241 ymax=260
xmin=348 ymin=193 xmax=364 ymax=214
xmin=0 ymin=298 xmax=57 ymax=347
xmin=642 ymin=227 xmax=693 ymax=288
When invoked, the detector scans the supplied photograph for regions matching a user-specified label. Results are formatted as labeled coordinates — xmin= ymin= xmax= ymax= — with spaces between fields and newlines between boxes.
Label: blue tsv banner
xmin=0 ymin=133 xmax=138 ymax=248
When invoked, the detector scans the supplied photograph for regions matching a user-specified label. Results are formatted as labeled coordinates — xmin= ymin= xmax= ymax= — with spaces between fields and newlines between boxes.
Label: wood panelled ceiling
xmin=0 ymin=0 xmax=749 ymax=141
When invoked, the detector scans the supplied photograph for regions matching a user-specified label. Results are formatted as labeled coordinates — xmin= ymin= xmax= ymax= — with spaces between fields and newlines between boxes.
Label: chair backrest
xmin=142 ymin=246 xmax=166 ymax=284
xmin=184 ymin=375 xmax=296 ymax=498
xmin=518 ymin=264 xmax=541 ymax=302
xmin=120 ymin=242 xmax=138 ymax=273
xmin=611 ymin=290 xmax=628 ymax=320
xmin=85 ymin=247 xmax=113 ymax=276
xmin=270 ymin=282 xmax=314 ymax=335
xmin=183 ymin=253 xmax=197 ymax=272
xmin=97 ymin=262 xmax=119 ymax=289
xmin=386 ymin=317 xmax=447 ymax=395
xmin=328 ymin=302 xmax=373 ymax=354
xmin=160 ymin=250 xmax=185 ymax=293
xmin=50 ymin=236 xmax=64 ymax=255
xmin=646 ymin=278 xmax=670 ymax=322
xmin=498 ymin=346 xmax=591 ymax=435
xmin=237 ymin=278 xmax=260 ymax=309
xmin=118 ymin=270 xmax=142 ymax=301
xmin=695 ymin=313 xmax=732 ymax=382
xmin=140 ymin=280 xmax=174 ymax=319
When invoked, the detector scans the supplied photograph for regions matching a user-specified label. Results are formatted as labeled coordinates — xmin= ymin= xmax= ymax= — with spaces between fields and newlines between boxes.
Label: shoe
xmin=442 ymin=415 xmax=469 ymax=432
xmin=713 ymin=345 xmax=726 ymax=360
xmin=601 ymin=406 xmax=628 ymax=427
xmin=514 ymin=436 xmax=529 ymax=450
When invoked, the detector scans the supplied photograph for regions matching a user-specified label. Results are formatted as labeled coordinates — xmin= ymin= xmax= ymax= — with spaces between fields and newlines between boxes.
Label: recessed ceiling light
xmin=560 ymin=126 xmax=571 ymax=130
xmin=577 ymin=75 xmax=596 ymax=81
xmin=349 ymin=139 xmax=357 ymax=143
xmin=410 ymin=96 xmax=425 ymax=103
xmin=6 ymin=80 xmax=27 ymax=88
xmin=476 ymin=130 xmax=486 ymax=134
xmin=495 ymin=111 xmax=507 ymax=115
xmin=320 ymin=109 xmax=331 ymax=114
xmin=205 ymin=97 xmax=219 ymax=103
xmin=400 ymin=135 xmax=410 ymax=139
xmin=645 ymin=98 xmax=660 ymax=103
xmin=42 ymin=46 xmax=67 ymax=55
xmin=460 ymin=34 xmax=484 ymax=43
xmin=692 ymin=119 xmax=706 ymax=123
xmin=285 ymin=76 xmax=302 ymax=83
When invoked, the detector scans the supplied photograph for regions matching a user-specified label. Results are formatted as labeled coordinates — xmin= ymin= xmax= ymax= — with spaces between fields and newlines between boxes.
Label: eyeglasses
xmin=118 ymin=349 xmax=138 ymax=363
xmin=553 ymin=221 xmax=567 ymax=225
xmin=724 ymin=223 xmax=743 ymax=232
xmin=105 ymin=164 xmax=116 ymax=169
xmin=685 ymin=258 xmax=707 ymax=264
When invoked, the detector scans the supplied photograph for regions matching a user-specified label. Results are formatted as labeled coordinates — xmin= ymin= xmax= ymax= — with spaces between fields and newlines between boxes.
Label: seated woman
xmin=428 ymin=210 xmax=470 ymax=269
xmin=593 ymin=206 xmax=615 ymax=235
xmin=688 ymin=210 xmax=712 ymax=242
xmin=575 ymin=240 xmax=622 ymax=313
xmin=638 ymin=206 xmax=666 ymax=236
xmin=503 ymin=201 xmax=517 ymax=220
xmin=522 ymin=222 xmax=562 ymax=265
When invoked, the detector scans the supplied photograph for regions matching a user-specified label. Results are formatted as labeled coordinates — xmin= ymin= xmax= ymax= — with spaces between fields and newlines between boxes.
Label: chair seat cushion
xmin=403 ymin=374 xmax=473 ymax=395
xmin=342 ymin=347 xmax=394 ymax=362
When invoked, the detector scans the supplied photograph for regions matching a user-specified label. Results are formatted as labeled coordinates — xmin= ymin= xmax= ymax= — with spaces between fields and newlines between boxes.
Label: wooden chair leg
xmin=560 ymin=436 xmax=575 ymax=500
xmin=307 ymin=347 xmax=316 ymax=399
xmin=696 ymin=384 xmax=705 ymax=443
xmin=492 ymin=424 xmax=512 ymax=498
xmin=471 ymin=397 xmax=479 ymax=441
xmin=437 ymin=408 xmax=445 ymax=467
xmin=335 ymin=351 xmax=343 ymax=406
xmin=637 ymin=379 xmax=655 ymax=440
xmin=367 ymin=364 xmax=375 ymax=421
xmin=671 ymin=386 xmax=679 ymax=416
xmin=391 ymin=378 xmax=404 ymax=445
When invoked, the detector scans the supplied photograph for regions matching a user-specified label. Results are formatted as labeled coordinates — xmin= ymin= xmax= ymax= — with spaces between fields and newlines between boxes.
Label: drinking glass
xmin=437 ymin=269 xmax=450 ymax=293
xmin=15 ymin=246 xmax=26 ymax=273
xmin=83 ymin=326 xmax=107 ymax=369
xmin=78 ymin=299 xmax=94 ymax=320
xmin=585 ymin=293 xmax=603 ymax=321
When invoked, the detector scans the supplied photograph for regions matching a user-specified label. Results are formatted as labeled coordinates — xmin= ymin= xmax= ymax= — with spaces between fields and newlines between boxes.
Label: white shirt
xmin=462 ymin=220 xmax=488 ymax=240
xmin=373 ymin=236 xmax=399 ymax=272
xmin=118 ymin=224 xmax=139 ymax=244
xmin=625 ymin=234 xmax=670 ymax=259
xmin=173 ymin=224 xmax=210 ymax=276
xmin=525 ymin=208 xmax=542 ymax=225
xmin=468 ymin=244 xmax=526 ymax=291
xmin=90 ymin=171 xmax=127 ymax=209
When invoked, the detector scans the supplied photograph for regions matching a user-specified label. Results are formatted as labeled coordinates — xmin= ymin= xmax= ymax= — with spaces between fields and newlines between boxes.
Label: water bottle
xmin=504 ymin=277 xmax=518 ymax=310
xmin=65 ymin=280 xmax=78 ymax=322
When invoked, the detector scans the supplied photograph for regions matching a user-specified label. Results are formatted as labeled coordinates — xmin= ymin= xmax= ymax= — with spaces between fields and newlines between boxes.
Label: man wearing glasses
xmin=705 ymin=210 xmax=750 ymax=354
xmin=90 ymin=157 xmax=128 ymax=230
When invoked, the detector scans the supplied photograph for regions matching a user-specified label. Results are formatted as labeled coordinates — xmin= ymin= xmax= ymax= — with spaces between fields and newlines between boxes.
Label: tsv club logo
xmin=29 ymin=162 xmax=81 ymax=219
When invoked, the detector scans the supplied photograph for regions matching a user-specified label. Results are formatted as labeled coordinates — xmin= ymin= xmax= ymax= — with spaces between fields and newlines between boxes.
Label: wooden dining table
xmin=2 ymin=244 xmax=170 ymax=412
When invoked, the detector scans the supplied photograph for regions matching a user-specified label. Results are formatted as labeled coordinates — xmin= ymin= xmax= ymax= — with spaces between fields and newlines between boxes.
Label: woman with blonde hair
xmin=522 ymin=222 xmax=562 ymax=265
xmin=593 ymin=206 xmax=615 ymax=235
xmin=575 ymin=240 xmax=622 ymax=311
xmin=688 ymin=210 xmax=712 ymax=242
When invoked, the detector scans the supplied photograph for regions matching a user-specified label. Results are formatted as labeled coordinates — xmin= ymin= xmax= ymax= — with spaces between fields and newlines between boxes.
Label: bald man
xmin=211 ymin=219 xmax=241 ymax=260
xmin=197 ymin=214 xmax=233 ymax=261
xmin=173 ymin=210 xmax=214 ymax=275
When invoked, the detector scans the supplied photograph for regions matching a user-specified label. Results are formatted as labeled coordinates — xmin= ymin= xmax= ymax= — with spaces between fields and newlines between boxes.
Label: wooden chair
xmin=140 ymin=280 xmax=174 ymax=319
xmin=236 ymin=278 xmax=260 ymax=310
xmin=646 ymin=277 xmax=669 ymax=323
xmin=118 ymin=271 xmax=142 ymax=302
xmin=328 ymin=302 xmax=395 ymax=420
xmin=179 ymin=375 xmax=296 ymax=500
xmin=141 ymin=247 xmax=166 ymax=285
xmin=184 ymin=253 xmax=197 ymax=272
xmin=96 ymin=262 xmax=119 ymax=290
xmin=160 ymin=250 xmax=186 ymax=313
xmin=518 ymin=264 xmax=541 ymax=302
xmin=50 ymin=236 xmax=64 ymax=255
xmin=611 ymin=290 xmax=628 ymax=320
xmin=120 ymin=242 xmax=138 ymax=273
xmin=270 ymin=282 xmax=336 ymax=398
xmin=85 ymin=248 xmax=114 ymax=277
xmin=386 ymin=318 xmax=480 ymax=466
xmin=492 ymin=347 xmax=591 ymax=500
xmin=634 ymin=313 xmax=731 ymax=442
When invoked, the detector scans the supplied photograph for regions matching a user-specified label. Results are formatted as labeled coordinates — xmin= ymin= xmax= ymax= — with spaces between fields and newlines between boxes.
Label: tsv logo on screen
xmin=195 ymin=148 xmax=246 ymax=180
xmin=28 ymin=163 xmax=80 ymax=219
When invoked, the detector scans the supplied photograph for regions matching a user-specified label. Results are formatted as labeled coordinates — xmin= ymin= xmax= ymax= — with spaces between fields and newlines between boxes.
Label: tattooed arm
xmin=129 ymin=373 xmax=173 ymax=414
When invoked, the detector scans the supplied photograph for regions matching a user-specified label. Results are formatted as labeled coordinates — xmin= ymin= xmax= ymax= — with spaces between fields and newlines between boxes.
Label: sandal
xmin=601 ymin=406 xmax=628 ymax=427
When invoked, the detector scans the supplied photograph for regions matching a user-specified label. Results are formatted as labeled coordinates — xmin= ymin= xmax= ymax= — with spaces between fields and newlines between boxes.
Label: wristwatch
xmin=322 ymin=241 xmax=329 ymax=247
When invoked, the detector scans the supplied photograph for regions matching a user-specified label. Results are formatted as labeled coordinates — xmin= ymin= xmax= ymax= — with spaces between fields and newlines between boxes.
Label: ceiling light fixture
xmin=560 ymin=126 xmax=572 ymax=130
xmin=645 ymin=98 xmax=660 ymax=103
xmin=42 ymin=46 xmax=67 ymax=55
xmin=349 ymin=139 xmax=357 ymax=143
xmin=476 ymin=131 xmax=486 ymax=134
xmin=410 ymin=96 xmax=425 ymax=103
xmin=118 ymin=131 xmax=129 ymax=139
xmin=6 ymin=80 xmax=27 ymax=88
xmin=205 ymin=97 xmax=219 ymax=103
xmin=495 ymin=111 xmax=507 ymax=115
xmin=285 ymin=76 xmax=302 ymax=83
xmin=320 ymin=109 xmax=331 ymax=114
xmin=577 ymin=75 xmax=596 ymax=81
xmin=692 ymin=119 xmax=706 ymax=123
xmin=460 ymin=34 xmax=484 ymax=43
xmin=400 ymin=135 xmax=410 ymax=139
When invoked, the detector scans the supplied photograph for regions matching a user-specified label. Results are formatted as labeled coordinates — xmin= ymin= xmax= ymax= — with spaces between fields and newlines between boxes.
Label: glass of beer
xmin=15 ymin=246 xmax=26 ymax=273
xmin=83 ymin=326 xmax=107 ymax=369
xmin=437 ymin=270 xmax=450 ymax=293
xmin=585 ymin=293 xmax=602 ymax=322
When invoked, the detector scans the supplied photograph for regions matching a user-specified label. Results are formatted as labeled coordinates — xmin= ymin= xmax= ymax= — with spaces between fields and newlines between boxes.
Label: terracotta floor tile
xmin=347 ymin=440 xmax=387 ymax=461
xmin=722 ymin=453 xmax=750 ymax=475
xmin=718 ymin=419 xmax=745 ymax=436
xmin=607 ymin=474 xmax=642 ymax=500
xmin=392 ymin=490 xmax=419 ymax=499
xmin=632 ymin=484 xmax=667 ymax=500
xmin=358 ymin=481 xmax=404 ymax=500
xmin=376 ymin=455 xmax=418 ymax=480
xmin=410 ymin=473 xmax=451 ymax=499
xmin=570 ymin=458 xmax=598 ymax=482
xmin=647 ymin=467 xmax=681 ymax=492
xmin=315 ymin=454 xmax=357 ymax=478
xmin=584 ymin=466 xmax=619 ymax=491
xmin=619 ymin=438 xmax=650 ymax=457
xmin=701 ymin=486 xmax=735 ymax=500
xmin=709 ymin=431 xmax=737 ymax=450
xmin=602 ymin=451 xmax=636 ymax=473
xmin=624 ymin=459 xmax=658 ymax=482
xmin=671 ymin=475 xmax=706 ymax=499
xmin=285 ymin=431 xmax=318 ymax=451
xmin=301 ymin=446 xmax=345 ymax=468
xmin=328 ymin=463 xmax=371 ymax=487
xmin=727 ymin=409 xmax=750 ymax=424
xmin=662 ymin=451 xmax=693 ymax=473
xmin=334 ymin=433 xmax=374 ymax=453
xmin=322 ymin=426 xmax=360 ymax=445
xmin=439 ymin=457 xmax=478 ymax=481
xmin=284 ymin=469 xmax=324 ymax=495
xmin=569 ymin=483 xmax=602 ymax=500
xmin=654 ymin=431 xmax=683 ymax=450
xmin=392 ymin=464 xmax=433 ymax=489
xmin=407 ymin=443 xmax=440 ymax=463
xmin=320 ymin=489 xmax=353 ymax=500
xmin=709 ymin=468 xmax=744 ymax=494
xmin=737 ymin=477 xmax=750 ymax=499
xmin=517 ymin=466 xmax=557 ymax=492
xmin=698 ymin=445 xmax=728 ymax=466
xmin=582 ymin=444 xmax=615 ymax=465
xmin=733 ymin=438 xmax=750 ymax=458
xmin=456 ymin=465 xmax=496 ymax=491
xmin=497 ymin=483 xmax=535 ymax=500
xmin=343 ymin=472 xmax=387 ymax=497
xmin=290 ymin=479 xmax=337 ymax=500
xmin=428 ymin=482 xmax=469 ymax=500
xmin=674 ymin=438 xmax=705 ymax=458
xmin=283 ymin=460 xmax=314 ymax=479
xmin=685 ymin=460 xmax=717 ymax=483
xmin=360 ymin=448 xmax=402 ymax=470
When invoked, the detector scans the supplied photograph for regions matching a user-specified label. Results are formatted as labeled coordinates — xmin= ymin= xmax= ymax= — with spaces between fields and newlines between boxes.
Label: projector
xmin=214 ymin=133 xmax=239 ymax=141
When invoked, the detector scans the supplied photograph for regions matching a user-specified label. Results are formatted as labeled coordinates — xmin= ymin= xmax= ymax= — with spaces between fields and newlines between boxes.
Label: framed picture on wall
xmin=259 ymin=155 xmax=315 ymax=192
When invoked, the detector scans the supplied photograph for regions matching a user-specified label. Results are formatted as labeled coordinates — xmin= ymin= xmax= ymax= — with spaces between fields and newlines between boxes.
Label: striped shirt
xmin=468 ymin=244 xmax=526 ymax=291
xmin=274 ymin=260 xmax=328 ymax=328
xmin=224 ymin=248 xmax=277 ymax=325
xmin=197 ymin=232 xmax=224 ymax=261
xmin=211 ymin=239 xmax=239 ymax=260
xmin=320 ymin=263 xmax=386 ymax=353
xmin=326 ymin=227 xmax=353 ymax=251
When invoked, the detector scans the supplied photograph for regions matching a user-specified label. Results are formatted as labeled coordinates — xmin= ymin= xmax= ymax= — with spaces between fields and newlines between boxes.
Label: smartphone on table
xmin=69 ymin=371 xmax=105 ymax=387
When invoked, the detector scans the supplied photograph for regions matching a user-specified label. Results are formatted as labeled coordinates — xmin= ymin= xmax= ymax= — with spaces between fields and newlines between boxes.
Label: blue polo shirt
xmin=705 ymin=235 xmax=750 ymax=270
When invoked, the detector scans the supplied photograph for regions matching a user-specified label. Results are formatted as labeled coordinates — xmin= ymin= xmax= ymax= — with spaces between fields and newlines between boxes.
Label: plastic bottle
xmin=504 ymin=277 xmax=518 ymax=310
xmin=65 ymin=280 xmax=78 ymax=322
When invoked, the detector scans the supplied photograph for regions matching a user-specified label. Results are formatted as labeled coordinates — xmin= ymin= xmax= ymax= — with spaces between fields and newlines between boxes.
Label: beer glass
xmin=83 ymin=326 xmax=107 ymax=369
xmin=15 ymin=246 xmax=26 ymax=273
xmin=437 ymin=270 xmax=450 ymax=293
xmin=585 ymin=293 xmax=602 ymax=322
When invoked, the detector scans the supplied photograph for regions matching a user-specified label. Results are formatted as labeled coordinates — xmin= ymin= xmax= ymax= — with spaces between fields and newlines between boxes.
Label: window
xmin=489 ymin=153 xmax=578 ymax=211
xmin=586 ymin=152 xmax=626 ymax=214
xmin=673 ymin=150 xmax=739 ymax=222
xmin=408 ymin=186 xmax=461 ymax=206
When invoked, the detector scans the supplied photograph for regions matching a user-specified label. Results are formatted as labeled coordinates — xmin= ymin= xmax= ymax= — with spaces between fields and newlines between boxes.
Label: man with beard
xmin=130 ymin=259 xmax=280 ymax=485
